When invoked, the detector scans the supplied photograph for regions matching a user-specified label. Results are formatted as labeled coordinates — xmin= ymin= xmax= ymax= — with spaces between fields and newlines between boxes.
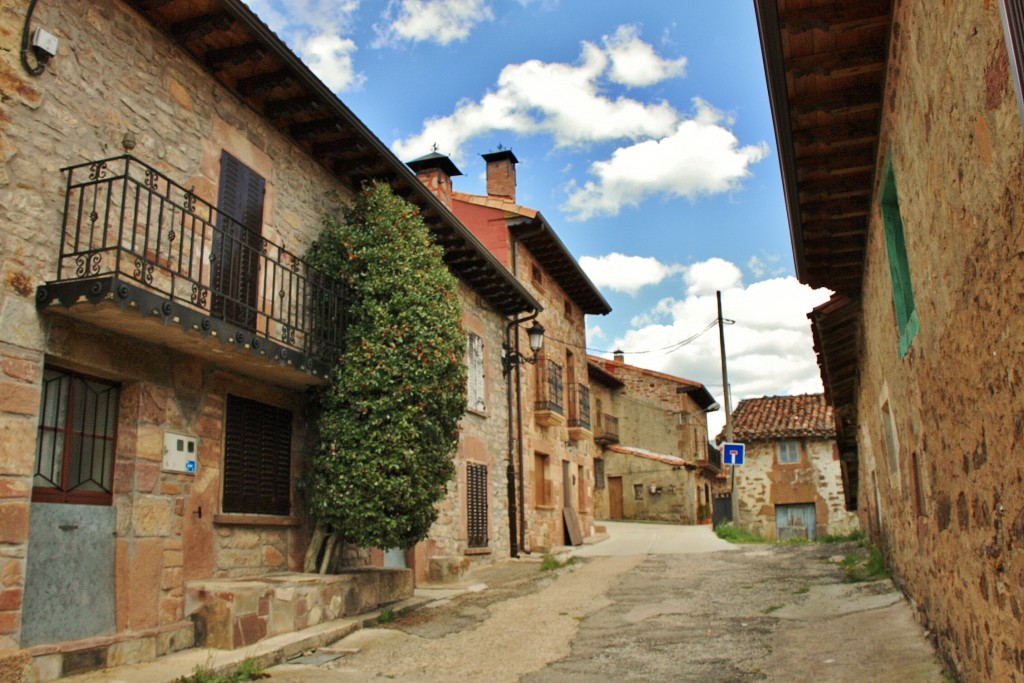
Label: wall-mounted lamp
xmin=502 ymin=320 xmax=545 ymax=376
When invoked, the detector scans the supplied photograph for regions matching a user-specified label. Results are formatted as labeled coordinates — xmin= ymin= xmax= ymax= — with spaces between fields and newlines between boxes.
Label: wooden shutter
xmin=467 ymin=332 xmax=485 ymax=412
xmin=223 ymin=395 xmax=292 ymax=516
xmin=466 ymin=462 xmax=488 ymax=548
xmin=213 ymin=152 xmax=265 ymax=329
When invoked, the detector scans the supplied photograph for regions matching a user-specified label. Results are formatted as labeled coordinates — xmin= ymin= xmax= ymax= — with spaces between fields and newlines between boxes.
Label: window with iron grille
xmin=34 ymin=368 xmax=119 ymax=506
xmin=466 ymin=462 xmax=488 ymax=548
xmin=222 ymin=394 xmax=293 ymax=516
xmin=594 ymin=458 xmax=605 ymax=489
xmin=536 ymin=359 xmax=564 ymax=414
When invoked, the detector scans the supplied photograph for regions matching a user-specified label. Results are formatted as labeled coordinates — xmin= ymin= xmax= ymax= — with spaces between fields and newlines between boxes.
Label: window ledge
xmin=213 ymin=513 xmax=299 ymax=527
xmin=534 ymin=504 xmax=558 ymax=511
xmin=464 ymin=547 xmax=492 ymax=556
xmin=466 ymin=408 xmax=488 ymax=418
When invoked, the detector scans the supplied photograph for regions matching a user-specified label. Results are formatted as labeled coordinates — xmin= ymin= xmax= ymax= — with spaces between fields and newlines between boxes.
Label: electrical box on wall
xmin=163 ymin=432 xmax=197 ymax=474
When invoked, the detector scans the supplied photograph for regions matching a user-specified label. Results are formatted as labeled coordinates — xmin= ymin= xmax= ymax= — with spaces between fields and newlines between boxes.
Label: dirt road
xmin=264 ymin=523 xmax=947 ymax=682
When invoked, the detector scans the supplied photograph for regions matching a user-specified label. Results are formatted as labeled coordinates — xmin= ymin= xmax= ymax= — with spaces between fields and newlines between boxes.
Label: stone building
xmin=409 ymin=150 xmax=612 ymax=552
xmin=728 ymin=394 xmax=857 ymax=540
xmin=757 ymin=0 xmax=1024 ymax=679
xmin=0 ymin=0 xmax=538 ymax=678
xmin=588 ymin=354 xmax=721 ymax=524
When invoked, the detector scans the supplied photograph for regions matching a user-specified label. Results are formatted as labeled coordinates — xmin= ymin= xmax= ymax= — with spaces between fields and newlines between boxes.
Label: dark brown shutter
xmin=223 ymin=394 xmax=292 ymax=516
xmin=466 ymin=463 xmax=488 ymax=548
xmin=213 ymin=152 xmax=264 ymax=329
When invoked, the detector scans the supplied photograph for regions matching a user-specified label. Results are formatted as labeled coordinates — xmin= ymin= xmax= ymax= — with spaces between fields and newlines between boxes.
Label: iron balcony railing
xmin=535 ymin=358 xmax=564 ymax=415
xmin=705 ymin=444 xmax=723 ymax=471
xmin=568 ymin=383 xmax=591 ymax=431
xmin=43 ymin=156 xmax=347 ymax=370
xmin=595 ymin=413 xmax=619 ymax=444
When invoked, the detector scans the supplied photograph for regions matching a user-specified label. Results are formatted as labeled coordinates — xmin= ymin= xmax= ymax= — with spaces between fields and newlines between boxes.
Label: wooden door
xmin=608 ymin=476 xmax=624 ymax=520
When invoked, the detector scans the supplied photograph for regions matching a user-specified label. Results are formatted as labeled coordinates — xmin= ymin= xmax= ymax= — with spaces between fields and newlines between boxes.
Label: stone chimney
xmin=406 ymin=151 xmax=462 ymax=210
xmin=482 ymin=148 xmax=518 ymax=202
xmin=613 ymin=350 xmax=625 ymax=363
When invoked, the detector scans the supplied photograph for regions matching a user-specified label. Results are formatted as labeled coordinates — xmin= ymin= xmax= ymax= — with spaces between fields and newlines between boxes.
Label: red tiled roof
xmin=728 ymin=394 xmax=835 ymax=441
xmin=605 ymin=445 xmax=695 ymax=468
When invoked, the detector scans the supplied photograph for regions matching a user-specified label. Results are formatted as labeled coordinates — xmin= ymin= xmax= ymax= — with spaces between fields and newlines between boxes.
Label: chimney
xmin=613 ymin=350 xmax=625 ymax=363
xmin=406 ymin=151 xmax=462 ymax=210
xmin=482 ymin=148 xmax=518 ymax=202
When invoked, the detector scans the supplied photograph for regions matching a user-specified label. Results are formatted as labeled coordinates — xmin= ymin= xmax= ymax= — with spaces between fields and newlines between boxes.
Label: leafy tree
xmin=305 ymin=181 xmax=466 ymax=554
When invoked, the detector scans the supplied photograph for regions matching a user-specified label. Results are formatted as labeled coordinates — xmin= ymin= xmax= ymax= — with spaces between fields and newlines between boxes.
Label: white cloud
xmin=391 ymin=26 xmax=685 ymax=161
xmin=561 ymin=98 xmax=770 ymax=220
xmin=302 ymin=34 xmax=363 ymax=91
xmin=603 ymin=260 xmax=832 ymax=438
xmin=244 ymin=0 xmax=365 ymax=91
xmin=604 ymin=25 xmax=686 ymax=87
xmin=579 ymin=253 xmax=684 ymax=296
xmin=748 ymin=255 xmax=766 ymax=278
xmin=586 ymin=324 xmax=605 ymax=342
xmin=376 ymin=0 xmax=494 ymax=46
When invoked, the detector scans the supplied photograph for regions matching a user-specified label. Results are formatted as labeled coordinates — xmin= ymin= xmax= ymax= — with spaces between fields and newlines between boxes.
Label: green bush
xmin=305 ymin=181 xmax=466 ymax=550
xmin=841 ymin=544 xmax=889 ymax=582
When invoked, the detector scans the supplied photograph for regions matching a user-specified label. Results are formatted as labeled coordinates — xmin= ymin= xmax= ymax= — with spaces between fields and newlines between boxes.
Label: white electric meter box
xmin=163 ymin=432 xmax=197 ymax=474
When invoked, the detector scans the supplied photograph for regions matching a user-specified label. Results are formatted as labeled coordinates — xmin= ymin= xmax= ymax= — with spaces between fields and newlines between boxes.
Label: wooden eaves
xmin=125 ymin=0 xmax=540 ymax=317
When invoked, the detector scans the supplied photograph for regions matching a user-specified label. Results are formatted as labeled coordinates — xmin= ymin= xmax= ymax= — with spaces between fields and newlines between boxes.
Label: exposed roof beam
xmin=790 ymin=87 xmax=883 ymax=116
xmin=237 ymin=69 xmax=295 ymax=97
xmin=170 ymin=12 xmax=234 ymax=41
xmin=290 ymin=118 xmax=343 ymax=139
xmin=205 ymin=42 xmax=267 ymax=71
xmin=787 ymin=41 xmax=887 ymax=77
xmin=779 ymin=1 xmax=892 ymax=34
xmin=264 ymin=96 xmax=321 ymax=119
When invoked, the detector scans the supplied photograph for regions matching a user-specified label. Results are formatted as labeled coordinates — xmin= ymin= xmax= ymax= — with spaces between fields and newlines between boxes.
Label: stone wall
xmin=734 ymin=438 xmax=857 ymax=540
xmin=854 ymin=1 xmax=1024 ymax=679
xmin=0 ymin=0 xmax=345 ymax=656
xmin=514 ymin=246 xmax=595 ymax=552
xmin=602 ymin=452 xmax=696 ymax=524
xmin=415 ymin=282 xmax=512 ymax=578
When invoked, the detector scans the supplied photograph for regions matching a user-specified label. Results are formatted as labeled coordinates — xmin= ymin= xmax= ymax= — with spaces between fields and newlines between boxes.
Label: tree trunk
xmin=319 ymin=533 xmax=338 ymax=574
xmin=304 ymin=524 xmax=328 ymax=573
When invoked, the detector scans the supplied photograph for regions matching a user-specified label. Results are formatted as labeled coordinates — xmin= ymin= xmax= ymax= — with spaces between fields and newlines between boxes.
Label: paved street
xmin=265 ymin=522 xmax=947 ymax=682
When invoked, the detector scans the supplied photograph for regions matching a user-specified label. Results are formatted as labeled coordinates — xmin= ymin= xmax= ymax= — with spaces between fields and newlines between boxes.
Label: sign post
xmin=722 ymin=442 xmax=745 ymax=467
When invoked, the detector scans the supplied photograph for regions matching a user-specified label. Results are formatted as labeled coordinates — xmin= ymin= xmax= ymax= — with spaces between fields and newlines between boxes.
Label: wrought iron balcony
xmin=534 ymin=358 xmax=564 ymax=427
xmin=567 ymin=383 xmax=592 ymax=440
xmin=36 ymin=156 xmax=348 ymax=385
xmin=594 ymin=413 xmax=619 ymax=445
xmin=701 ymin=443 xmax=723 ymax=473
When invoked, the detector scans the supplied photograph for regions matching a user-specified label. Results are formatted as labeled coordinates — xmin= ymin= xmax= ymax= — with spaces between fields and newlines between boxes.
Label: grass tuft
xmin=841 ymin=544 xmax=888 ymax=582
xmin=540 ymin=552 xmax=579 ymax=572
xmin=177 ymin=657 xmax=267 ymax=683
xmin=714 ymin=523 xmax=766 ymax=544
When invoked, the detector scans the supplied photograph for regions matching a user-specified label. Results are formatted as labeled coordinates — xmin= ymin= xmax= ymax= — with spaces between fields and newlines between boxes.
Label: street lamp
xmin=502 ymin=320 xmax=545 ymax=376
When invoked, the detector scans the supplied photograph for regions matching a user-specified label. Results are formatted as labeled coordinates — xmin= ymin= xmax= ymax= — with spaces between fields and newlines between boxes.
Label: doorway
xmin=608 ymin=476 xmax=624 ymax=520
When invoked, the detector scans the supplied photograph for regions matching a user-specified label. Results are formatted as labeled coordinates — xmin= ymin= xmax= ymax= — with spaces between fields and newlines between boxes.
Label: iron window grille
xmin=568 ymin=383 xmax=591 ymax=431
xmin=535 ymin=358 xmax=564 ymax=415
xmin=466 ymin=462 xmax=488 ymax=548
xmin=34 ymin=367 xmax=119 ymax=506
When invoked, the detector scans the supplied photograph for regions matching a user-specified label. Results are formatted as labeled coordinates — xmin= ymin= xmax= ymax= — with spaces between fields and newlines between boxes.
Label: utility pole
xmin=716 ymin=290 xmax=737 ymax=523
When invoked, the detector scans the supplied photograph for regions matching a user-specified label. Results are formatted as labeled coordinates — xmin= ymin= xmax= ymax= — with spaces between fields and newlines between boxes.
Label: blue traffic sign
xmin=722 ymin=442 xmax=745 ymax=466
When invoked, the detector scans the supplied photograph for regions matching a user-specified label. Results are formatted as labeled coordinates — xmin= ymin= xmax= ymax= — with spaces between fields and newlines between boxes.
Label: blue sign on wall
xmin=722 ymin=442 xmax=745 ymax=466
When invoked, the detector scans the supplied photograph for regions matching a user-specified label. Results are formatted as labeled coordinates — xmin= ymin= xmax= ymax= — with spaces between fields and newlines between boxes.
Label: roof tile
xmin=727 ymin=393 xmax=834 ymax=441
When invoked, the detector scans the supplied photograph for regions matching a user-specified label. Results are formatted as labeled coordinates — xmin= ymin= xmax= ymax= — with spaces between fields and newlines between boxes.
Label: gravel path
xmin=264 ymin=526 xmax=946 ymax=682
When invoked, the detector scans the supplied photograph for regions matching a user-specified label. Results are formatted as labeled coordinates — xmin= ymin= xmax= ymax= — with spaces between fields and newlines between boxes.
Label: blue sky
xmin=245 ymin=0 xmax=831 ymax=436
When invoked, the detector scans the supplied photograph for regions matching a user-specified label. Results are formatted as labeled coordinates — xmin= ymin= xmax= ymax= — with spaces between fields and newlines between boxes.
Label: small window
xmin=466 ymin=462 xmax=488 ymax=548
xmin=466 ymin=332 xmax=485 ymax=413
xmin=222 ymin=395 xmax=293 ymax=516
xmin=777 ymin=441 xmax=800 ymax=464
xmin=594 ymin=458 xmax=605 ymax=489
xmin=564 ymin=299 xmax=573 ymax=318
xmin=634 ymin=484 xmax=644 ymax=501
xmin=34 ymin=368 xmax=119 ymax=506
xmin=881 ymin=400 xmax=900 ymax=482
xmin=531 ymin=263 xmax=543 ymax=286
xmin=880 ymin=153 xmax=918 ymax=357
